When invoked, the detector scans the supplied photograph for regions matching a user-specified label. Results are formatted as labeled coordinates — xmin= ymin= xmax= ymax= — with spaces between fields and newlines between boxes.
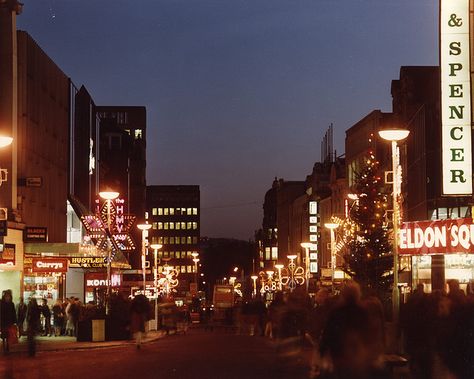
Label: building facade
xmin=146 ymin=185 xmax=200 ymax=295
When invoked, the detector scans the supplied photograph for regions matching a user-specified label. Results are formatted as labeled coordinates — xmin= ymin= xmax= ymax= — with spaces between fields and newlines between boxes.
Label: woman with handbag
xmin=0 ymin=289 xmax=17 ymax=354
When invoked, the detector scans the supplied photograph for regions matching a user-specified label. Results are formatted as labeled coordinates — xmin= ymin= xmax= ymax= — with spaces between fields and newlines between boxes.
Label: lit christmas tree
xmin=343 ymin=154 xmax=393 ymax=294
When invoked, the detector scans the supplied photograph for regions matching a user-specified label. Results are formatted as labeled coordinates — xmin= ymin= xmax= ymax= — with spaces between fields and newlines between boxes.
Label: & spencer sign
xmin=32 ymin=258 xmax=69 ymax=273
xmin=399 ymin=218 xmax=474 ymax=255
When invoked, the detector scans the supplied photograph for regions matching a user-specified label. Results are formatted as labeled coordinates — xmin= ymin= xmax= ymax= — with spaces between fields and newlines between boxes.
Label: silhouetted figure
xmin=130 ymin=294 xmax=150 ymax=349
xmin=0 ymin=290 xmax=17 ymax=354
xmin=26 ymin=298 xmax=41 ymax=357
xmin=319 ymin=301 xmax=388 ymax=379
xmin=16 ymin=297 xmax=27 ymax=337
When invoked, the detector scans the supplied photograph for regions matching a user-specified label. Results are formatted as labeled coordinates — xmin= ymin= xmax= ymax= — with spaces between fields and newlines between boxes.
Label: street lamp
xmin=150 ymin=243 xmax=162 ymax=330
xmin=99 ymin=190 xmax=119 ymax=312
xmin=193 ymin=258 xmax=200 ymax=284
xmin=137 ymin=223 xmax=152 ymax=293
xmin=378 ymin=128 xmax=409 ymax=326
xmin=324 ymin=223 xmax=339 ymax=293
xmin=301 ymin=242 xmax=315 ymax=293
xmin=250 ymin=275 xmax=258 ymax=297
xmin=0 ymin=136 xmax=13 ymax=148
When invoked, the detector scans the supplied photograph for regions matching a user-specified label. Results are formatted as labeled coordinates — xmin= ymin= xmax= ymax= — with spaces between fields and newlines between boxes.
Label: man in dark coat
xmin=0 ymin=290 xmax=17 ymax=354
xmin=26 ymin=298 xmax=41 ymax=357
xmin=16 ymin=297 xmax=27 ymax=337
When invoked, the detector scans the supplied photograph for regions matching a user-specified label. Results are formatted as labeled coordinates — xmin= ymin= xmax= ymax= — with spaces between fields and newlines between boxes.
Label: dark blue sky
xmin=18 ymin=1 xmax=438 ymax=239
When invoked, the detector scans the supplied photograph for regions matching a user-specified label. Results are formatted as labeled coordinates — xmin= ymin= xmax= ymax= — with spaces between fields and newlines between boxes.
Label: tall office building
xmin=146 ymin=185 xmax=200 ymax=295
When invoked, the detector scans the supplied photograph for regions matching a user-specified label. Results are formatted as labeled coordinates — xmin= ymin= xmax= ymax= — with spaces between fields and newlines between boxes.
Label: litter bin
xmin=92 ymin=319 xmax=105 ymax=342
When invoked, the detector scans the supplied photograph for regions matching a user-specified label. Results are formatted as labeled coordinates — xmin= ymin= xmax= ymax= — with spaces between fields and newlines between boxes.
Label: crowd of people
xmin=215 ymin=279 xmax=474 ymax=379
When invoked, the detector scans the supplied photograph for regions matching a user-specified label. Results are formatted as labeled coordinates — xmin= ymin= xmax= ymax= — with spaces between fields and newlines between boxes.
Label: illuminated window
xmin=193 ymin=208 xmax=198 ymax=215
xmin=176 ymin=251 xmax=180 ymax=259
xmin=164 ymin=223 xmax=169 ymax=230
xmin=164 ymin=208 xmax=169 ymax=215
xmin=169 ymin=222 xmax=174 ymax=230
xmin=181 ymin=265 xmax=186 ymax=273
xmin=158 ymin=208 xmax=163 ymax=215
xmin=152 ymin=208 xmax=157 ymax=216
xmin=175 ymin=223 xmax=180 ymax=230
xmin=187 ymin=252 xmax=192 ymax=258
xmin=271 ymin=247 xmax=278 ymax=260
xmin=309 ymin=201 xmax=318 ymax=215
xmin=187 ymin=265 xmax=192 ymax=273
xmin=187 ymin=208 xmax=192 ymax=215
xmin=170 ymin=251 xmax=175 ymax=258
xmin=151 ymin=236 xmax=158 ymax=244
xmin=158 ymin=222 xmax=163 ymax=230
xmin=158 ymin=251 xmax=163 ymax=258
xmin=164 ymin=237 xmax=169 ymax=244
xmin=158 ymin=266 xmax=163 ymax=273
xmin=169 ymin=208 xmax=175 ymax=215
xmin=158 ymin=237 xmax=163 ymax=244
xmin=152 ymin=222 xmax=157 ymax=230
xmin=170 ymin=237 xmax=175 ymax=244
xmin=309 ymin=225 xmax=317 ymax=233
xmin=181 ymin=237 xmax=186 ymax=244
xmin=134 ymin=129 xmax=142 ymax=139
xmin=187 ymin=222 xmax=192 ymax=229
xmin=187 ymin=236 xmax=192 ymax=244
xmin=164 ymin=251 xmax=169 ymax=258
xmin=265 ymin=247 xmax=271 ymax=260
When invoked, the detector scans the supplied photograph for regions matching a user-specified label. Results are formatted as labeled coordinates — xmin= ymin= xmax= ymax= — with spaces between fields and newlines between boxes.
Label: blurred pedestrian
xmin=40 ymin=299 xmax=52 ymax=336
xmin=130 ymin=294 xmax=150 ymax=349
xmin=0 ymin=290 xmax=17 ymax=354
xmin=26 ymin=297 xmax=41 ymax=357
xmin=319 ymin=300 xmax=388 ymax=379
xmin=16 ymin=297 xmax=27 ymax=337
xmin=52 ymin=299 xmax=64 ymax=337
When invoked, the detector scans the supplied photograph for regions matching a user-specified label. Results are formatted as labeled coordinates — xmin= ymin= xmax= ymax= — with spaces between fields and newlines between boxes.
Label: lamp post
xmin=150 ymin=243 xmax=162 ymax=330
xmin=137 ymin=223 xmax=152 ymax=293
xmin=250 ymin=275 xmax=258 ymax=297
xmin=99 ymin=190 xmax=119 ymax=311
xmin=193 ymin=258 xmax=200 ymax=285
xmin=378 ymin=128 xmax=409 ymax=326
xmin=301 ymin=242 xmax=315 ymax=293
xmin=324 ymin=223 xmax=338 ymax=293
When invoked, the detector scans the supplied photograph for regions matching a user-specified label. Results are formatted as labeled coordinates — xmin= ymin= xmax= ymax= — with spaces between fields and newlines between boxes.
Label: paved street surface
xmin=0 ymin=330 xmax=310 ymax=379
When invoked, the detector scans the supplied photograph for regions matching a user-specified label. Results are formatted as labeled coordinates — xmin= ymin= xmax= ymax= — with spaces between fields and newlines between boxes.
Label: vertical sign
xmin=441 ymin=0 xmax=472 ymax=195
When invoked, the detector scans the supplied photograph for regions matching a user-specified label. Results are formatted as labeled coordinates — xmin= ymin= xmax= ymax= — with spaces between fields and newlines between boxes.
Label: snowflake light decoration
xmin=280 ymin=255 xmax=305 ymax=292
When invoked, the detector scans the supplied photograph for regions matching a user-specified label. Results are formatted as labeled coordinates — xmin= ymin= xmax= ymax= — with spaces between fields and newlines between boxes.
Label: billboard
xmin=440 ymin=0 xmax=472 ymax=195
xmin=399 ymin=218 xmax=474 ymax=255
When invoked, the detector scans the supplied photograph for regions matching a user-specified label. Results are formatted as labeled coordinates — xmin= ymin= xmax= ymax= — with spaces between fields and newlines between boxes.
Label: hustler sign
xmin=399 ymin=218 xmax=474 ymax=255
xmin=441 ymin=0 xmax=472 ymax=195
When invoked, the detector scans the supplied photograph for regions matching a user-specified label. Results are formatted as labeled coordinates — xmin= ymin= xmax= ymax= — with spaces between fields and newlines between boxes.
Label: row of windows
xmin=152 ymin=222 xmax=198 ymax=230
xmin=151 ymin=236 xmax=199 ymax=245
xmin=151 ymin=208 xmax=198 ymax=216
xmin=157 ymin=251 xmax=198 ymax=259
xmin=158 ymin=265 xmax=196 ymax=274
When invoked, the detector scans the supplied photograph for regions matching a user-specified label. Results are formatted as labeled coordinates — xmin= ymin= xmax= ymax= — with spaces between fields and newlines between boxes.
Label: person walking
xmin=40 ymin=299 xmax=52 ymax=336
xmin=16 ymin=297 xmax=27 ymax=337
xmin=130 ymin=294 xmax=150 ymax=349
xmin=0 ymin=290 xmax=17 ymax=354
xmin=26 ymin=298 xmax=41 ymax=357
xmin=52 ymin=299 xmax=64 ymax=337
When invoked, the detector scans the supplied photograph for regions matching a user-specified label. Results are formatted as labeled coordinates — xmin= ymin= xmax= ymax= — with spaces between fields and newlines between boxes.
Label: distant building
xmin=146 ymin=185 xmax=200 ymax=295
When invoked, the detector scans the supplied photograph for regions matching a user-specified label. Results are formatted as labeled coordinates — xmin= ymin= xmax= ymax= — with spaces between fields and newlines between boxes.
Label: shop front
xmin=400 ymin=218 xmax=474 ymax=292
xmin=0 ymin=224 xmax=25 ymax=302
xmin=23 ymin=257 xmax=68 ymax=306
xmin=84 ymin=272 xmax=122 ymax=304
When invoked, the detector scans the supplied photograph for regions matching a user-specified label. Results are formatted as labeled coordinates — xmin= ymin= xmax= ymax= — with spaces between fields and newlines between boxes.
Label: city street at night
xmin=0 ymin=330 xmax=309 ymax=379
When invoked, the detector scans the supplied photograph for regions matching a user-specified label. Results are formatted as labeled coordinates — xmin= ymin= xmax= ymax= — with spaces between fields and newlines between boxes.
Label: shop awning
xmin=24 ymin=242 xmax=131 ymax=270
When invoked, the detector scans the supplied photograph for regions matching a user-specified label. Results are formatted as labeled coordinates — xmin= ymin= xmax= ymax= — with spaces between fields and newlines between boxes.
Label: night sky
xmin=18 ymin=1 xmax=438 ymax=240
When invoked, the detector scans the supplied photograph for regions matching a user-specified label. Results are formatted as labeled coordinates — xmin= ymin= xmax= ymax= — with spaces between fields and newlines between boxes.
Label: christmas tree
xmin=343 ymin=155 xmax=394 ymax=294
